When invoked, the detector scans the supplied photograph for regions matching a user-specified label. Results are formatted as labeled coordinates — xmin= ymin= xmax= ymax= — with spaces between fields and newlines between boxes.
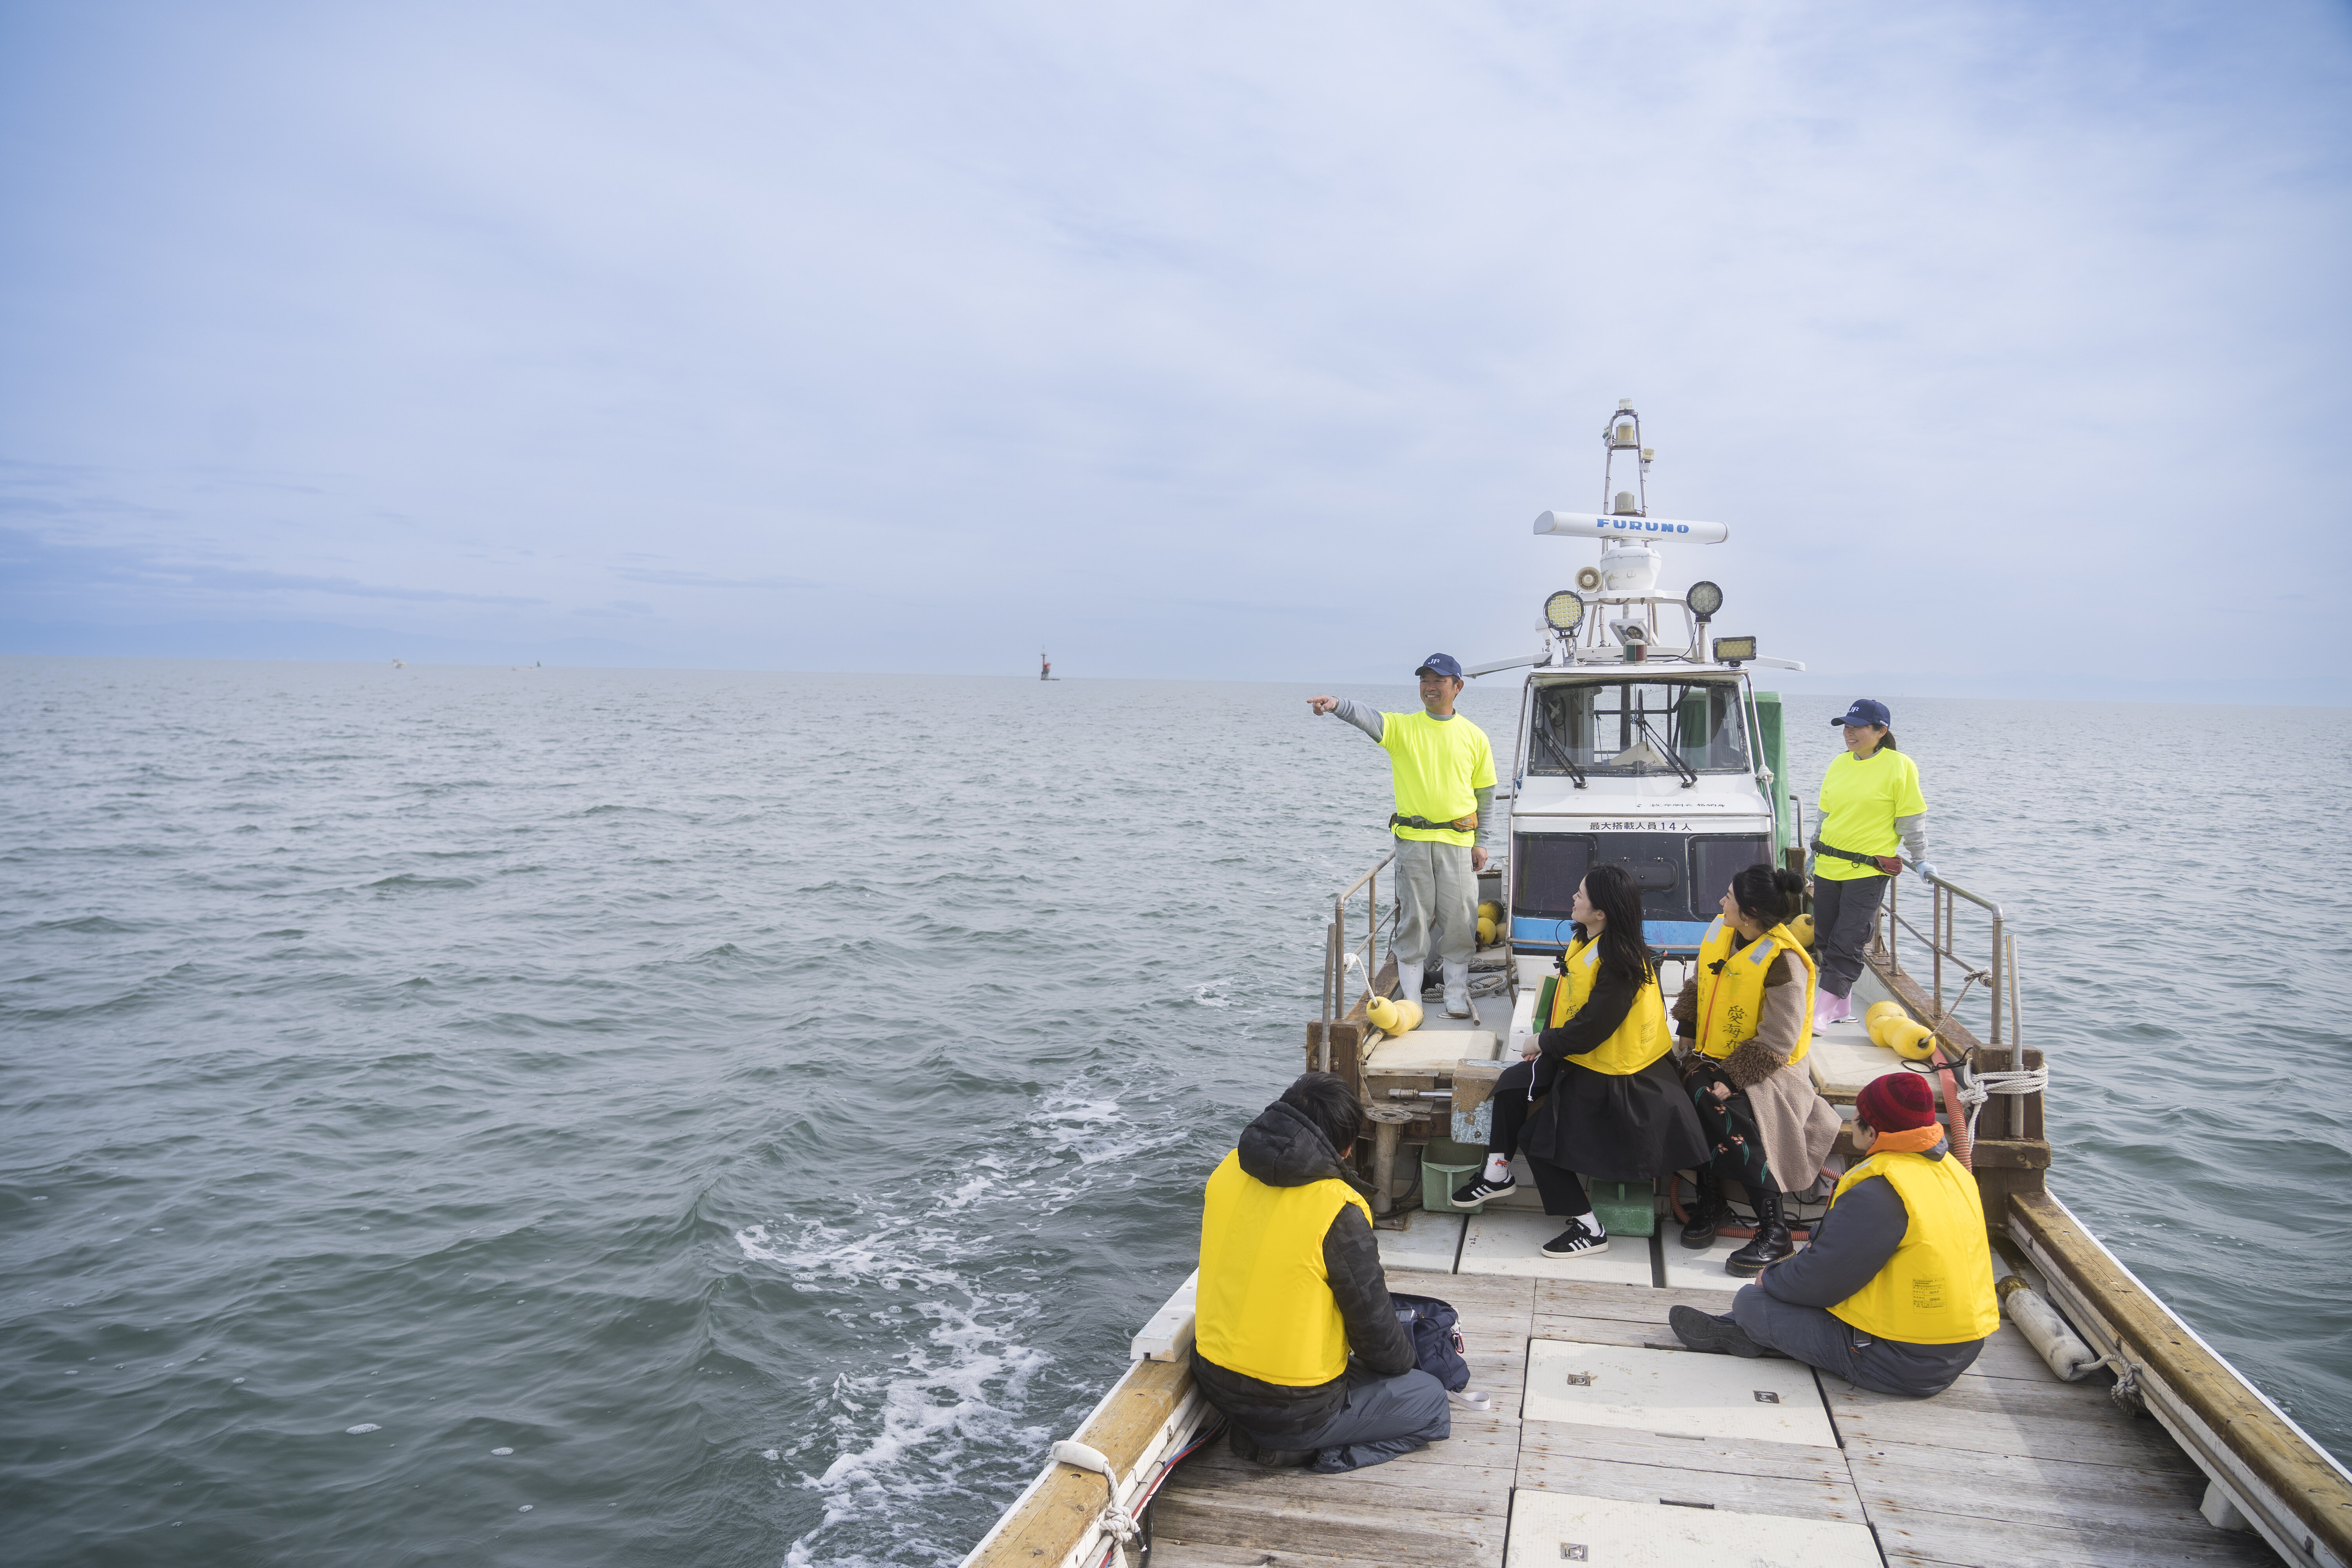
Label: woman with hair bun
xmin=1673 ymin=864 xmax=1843 ymax=1276
xmin=1452 ymin=863 xmax=1709 ymax=1259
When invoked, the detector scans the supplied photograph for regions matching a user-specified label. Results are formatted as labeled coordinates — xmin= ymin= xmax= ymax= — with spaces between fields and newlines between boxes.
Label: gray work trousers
xmin=1730 ymin=1284 xmax=1981 ymax=1397
xmin=1812 ymin=874 xmax=1887 ymax=999
xmin=1392 ymin=836 xmax=1475 ymax=970
xmin=1280 ymin=1364 xmax=1453 ymax=1473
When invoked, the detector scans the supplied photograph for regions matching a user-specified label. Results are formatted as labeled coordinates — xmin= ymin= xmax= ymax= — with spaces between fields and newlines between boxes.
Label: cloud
xmin=610 ymin=566 xmax=813 ymax=590
xmin=0 ymin=0 xmax=2345 ymax=686
xmin=0 ymin=526 xmax=543 ymax=608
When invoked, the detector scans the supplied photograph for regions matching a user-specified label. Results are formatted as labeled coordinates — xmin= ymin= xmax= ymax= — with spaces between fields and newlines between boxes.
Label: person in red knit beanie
xmin=1667 ymin=1069 xmax=1999 ymax=1396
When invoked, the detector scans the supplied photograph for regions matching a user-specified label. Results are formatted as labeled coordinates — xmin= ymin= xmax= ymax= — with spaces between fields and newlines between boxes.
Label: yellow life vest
xmin=1194 ymin=1149 xmax=1370 ymax=1386
xmin=1826 ymin=1149 xmax=2000 ymax=1345
xmin=1539 ymin=935 xmax=1671 ymax=1077
xmin=1691 ymin=918 xmax=1817 ymax=1067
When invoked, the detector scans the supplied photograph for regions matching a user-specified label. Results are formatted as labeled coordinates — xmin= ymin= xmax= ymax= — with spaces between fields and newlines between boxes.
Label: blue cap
xmin=1415 ymin=653 xmax=1464 ymax=680
xmin=1832 ymin=698 xmax=1891 ymax=728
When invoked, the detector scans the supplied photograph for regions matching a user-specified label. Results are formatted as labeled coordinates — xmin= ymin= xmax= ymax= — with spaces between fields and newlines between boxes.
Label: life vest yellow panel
xmin=1691 ymin=918 xmax=1817 ymax=1067
xmin=1539 ymin=936 xmax=1671 ymax=1077
xmin=1826 ymin=1150 xmax=1999 ymax=1345
xmin=1195 ymin=1150 xmax=1370 ymax=1386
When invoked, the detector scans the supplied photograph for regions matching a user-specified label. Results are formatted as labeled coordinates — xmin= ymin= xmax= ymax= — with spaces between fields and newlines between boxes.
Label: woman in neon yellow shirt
xmin=1809 ymin=699 xmax=1939 ymax=1027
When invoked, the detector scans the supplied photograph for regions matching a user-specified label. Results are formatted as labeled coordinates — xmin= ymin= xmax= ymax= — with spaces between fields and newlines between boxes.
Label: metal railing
xmin=1873 ymin=865 xmax=2035 ymax=1139
xmin=1319 ymin=851 xmax=1396 ymax=1069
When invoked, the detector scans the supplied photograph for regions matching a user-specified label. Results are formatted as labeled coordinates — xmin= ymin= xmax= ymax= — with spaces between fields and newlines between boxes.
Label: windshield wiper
xmin=1534 ymin=722 xmax=1587 ymax=788
xmin=1633 ymin=715 xmax=1699 ymax=789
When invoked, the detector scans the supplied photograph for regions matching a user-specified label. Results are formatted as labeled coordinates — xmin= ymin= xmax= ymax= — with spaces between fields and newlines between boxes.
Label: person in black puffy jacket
xmin=1190 ymin=1073 xmax=1452 ymax=1472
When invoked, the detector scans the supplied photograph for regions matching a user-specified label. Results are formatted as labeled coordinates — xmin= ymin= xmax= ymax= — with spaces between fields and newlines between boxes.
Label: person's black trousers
xmin=1483 ymin=1057 xmax=1591 ymax=1217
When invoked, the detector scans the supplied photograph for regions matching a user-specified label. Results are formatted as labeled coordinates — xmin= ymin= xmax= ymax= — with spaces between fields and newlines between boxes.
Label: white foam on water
xmin=345 ymin=1423 xmax=381 ymax=1434
xmin=490 ymin=1446 xmax=513 ymax=1455
xmin=747 ymin=1077 xmax=1187 ymax=1567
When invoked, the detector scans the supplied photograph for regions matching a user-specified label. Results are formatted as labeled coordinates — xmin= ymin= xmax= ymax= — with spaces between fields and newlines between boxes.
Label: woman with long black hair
xmin=1452 ymin=863 xmax=1710 ymax=1257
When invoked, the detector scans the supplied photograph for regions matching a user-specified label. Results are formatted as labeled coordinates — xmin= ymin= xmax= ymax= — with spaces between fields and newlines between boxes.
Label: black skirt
xmin=1519 ymin=1053 xmax=1710 ymax=1182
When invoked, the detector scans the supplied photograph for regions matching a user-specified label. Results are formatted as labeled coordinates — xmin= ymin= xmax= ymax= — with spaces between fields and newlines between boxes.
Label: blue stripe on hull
xmin=1510 ymin=915 xmax=1712 ymax=953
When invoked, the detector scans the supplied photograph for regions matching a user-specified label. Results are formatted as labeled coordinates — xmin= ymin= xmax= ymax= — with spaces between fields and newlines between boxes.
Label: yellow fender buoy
xmin=1873 ymin=1014 xmax=1937 ymax=1060
xmin=1477 ymin=900 xmax=1503 ymax=924
xmin=1864 ymin=1000 xmax=1906 ymax=1034
xmin=1789 ymin=913 xmax=1816 ymax=948
xmin=1367 ymin=994 xmax=1424 ymax=1035
xmin=1476 ymin=915 xmax=1499 ymax=947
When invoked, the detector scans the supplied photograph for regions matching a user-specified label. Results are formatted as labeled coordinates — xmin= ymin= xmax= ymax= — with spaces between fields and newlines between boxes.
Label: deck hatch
xmin=1522 ymin=1339 xmax=1836 ymax=1447
xmin=1504 ymin=1490 xmax=1882 ymax=1568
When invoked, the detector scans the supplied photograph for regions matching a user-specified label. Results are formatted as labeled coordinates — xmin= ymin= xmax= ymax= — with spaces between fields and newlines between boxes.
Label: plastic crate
xmin=1588 ymin=1178 xmax=1657 ymax=1238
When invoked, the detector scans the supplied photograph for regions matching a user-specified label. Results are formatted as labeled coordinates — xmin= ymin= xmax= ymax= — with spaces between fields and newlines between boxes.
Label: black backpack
xmin=1389 ymin=1292 xmax=1468 ymax=1392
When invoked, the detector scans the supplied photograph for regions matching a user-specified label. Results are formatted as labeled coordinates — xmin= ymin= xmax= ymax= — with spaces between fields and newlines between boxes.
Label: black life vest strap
xmin=1392 ymin=812 xmax=1476 ymax=834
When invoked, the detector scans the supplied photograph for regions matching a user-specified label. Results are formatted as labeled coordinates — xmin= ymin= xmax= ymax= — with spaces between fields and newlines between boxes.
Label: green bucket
xmin=1421 ymin=1156 xmax=1485 ymax=1214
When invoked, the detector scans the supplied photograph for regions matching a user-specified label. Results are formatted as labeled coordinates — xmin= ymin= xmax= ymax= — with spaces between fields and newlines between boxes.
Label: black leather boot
xmin=1680 ymin=1169 xmax=1727 ymax=1249
xmin=1725 ymin=1184 xmax=1795 ymax=1277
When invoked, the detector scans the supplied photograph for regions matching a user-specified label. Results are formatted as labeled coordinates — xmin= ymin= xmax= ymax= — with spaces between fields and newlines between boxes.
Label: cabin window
xmin=1513 ymin=834 xmax=1594 ymax=917
xmin=1526 ymin=680 xmax=1751 ymax=776
xmin=1690 ymin=835 xmax=1773 ymax=917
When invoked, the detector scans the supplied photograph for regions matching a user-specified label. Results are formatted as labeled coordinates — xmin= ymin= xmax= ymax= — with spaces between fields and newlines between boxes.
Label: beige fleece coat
xmin=1672 ymin=953 xmax=1842 ymax=1194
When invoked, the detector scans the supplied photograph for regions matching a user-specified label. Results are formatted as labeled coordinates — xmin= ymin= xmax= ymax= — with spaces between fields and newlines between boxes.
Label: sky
xmin=2 ymin=0 xmax=2348 ymax=697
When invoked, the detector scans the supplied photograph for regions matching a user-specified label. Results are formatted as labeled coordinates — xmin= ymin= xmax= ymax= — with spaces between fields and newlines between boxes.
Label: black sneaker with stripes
xmin=1450 ymin=1172 xmax=1518 ymax=1206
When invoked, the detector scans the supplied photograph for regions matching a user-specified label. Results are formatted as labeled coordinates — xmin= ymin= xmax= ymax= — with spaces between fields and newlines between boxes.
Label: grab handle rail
xmin=1877 ymin=868 xmax=2023 ymax=1129
xmin=1319 ymin=851 xmax=1397 ymax=1068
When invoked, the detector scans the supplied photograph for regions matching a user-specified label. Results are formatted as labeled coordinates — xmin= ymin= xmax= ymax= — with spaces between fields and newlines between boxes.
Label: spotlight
xmin=1544 ymin=590 xmax=1586 ymax=632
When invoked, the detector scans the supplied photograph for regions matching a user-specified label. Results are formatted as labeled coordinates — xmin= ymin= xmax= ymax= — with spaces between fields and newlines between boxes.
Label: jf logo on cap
xmin=1415 ymin=653 xmax=1464 ymax=679
xmin=1833 ymin=697 xmax=1891 ymax=728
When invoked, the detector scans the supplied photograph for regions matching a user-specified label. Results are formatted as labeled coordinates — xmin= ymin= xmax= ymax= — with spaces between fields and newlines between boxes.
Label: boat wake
xmin=735 ymin=1075 xmax=1209 ymax=1566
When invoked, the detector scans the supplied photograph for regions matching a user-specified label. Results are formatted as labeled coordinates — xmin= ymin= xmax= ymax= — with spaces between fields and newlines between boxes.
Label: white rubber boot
xmin=1443 ymin=961 xmax=1473 ymax=1018
xmin=1396 ymin=961 xmax=1424 ymax=1008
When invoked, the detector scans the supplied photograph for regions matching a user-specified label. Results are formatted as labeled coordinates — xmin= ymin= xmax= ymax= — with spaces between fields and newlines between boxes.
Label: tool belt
xmin=1811 ymin=838 xmax=1902 ymax=877
xmin=1392 ymin=812 xmax=1477 ymax=835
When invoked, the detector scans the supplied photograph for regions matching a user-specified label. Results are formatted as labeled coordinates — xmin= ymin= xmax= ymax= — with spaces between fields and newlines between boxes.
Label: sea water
xmin=2 ymin=659 xmax=2346 ymax=1566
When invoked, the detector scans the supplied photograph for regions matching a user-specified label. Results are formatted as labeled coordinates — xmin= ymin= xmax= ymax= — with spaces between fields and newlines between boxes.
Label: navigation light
xmin=1686 ymin=581 xmax=1724 ymax=620
xmin=1544 ymin=590 xmax=1587 ymax=632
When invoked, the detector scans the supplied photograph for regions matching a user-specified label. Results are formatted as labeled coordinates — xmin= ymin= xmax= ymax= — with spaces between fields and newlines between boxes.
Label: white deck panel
xmin=1373 ymin=1209 xmax=1465 ymax=1272
xmin=1460 ymin=1210 xmax=1657 ymax=1286
xmin=1523 ymin=1339 xmax=1837 ymax=1447
xmin=1362 ymin=1028 xmax=1497 ymax=1071
xmin=1504 ymin=1488 xmax=1882 ymax=1568
xmin=1514 ymin=954 xmax=1553 ymax=991
xmin=1657 ymin=1234 xmax=1748 ymax=1294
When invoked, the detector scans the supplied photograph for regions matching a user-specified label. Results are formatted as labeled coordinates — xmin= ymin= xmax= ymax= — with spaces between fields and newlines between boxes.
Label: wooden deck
xmin=1149 ymin=1265 xmax=2281 ymax=1568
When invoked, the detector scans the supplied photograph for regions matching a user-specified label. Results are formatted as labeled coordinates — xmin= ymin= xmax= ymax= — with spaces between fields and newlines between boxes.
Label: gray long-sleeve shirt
xmin=1327 ymin=697 xmax=1494 ymax=844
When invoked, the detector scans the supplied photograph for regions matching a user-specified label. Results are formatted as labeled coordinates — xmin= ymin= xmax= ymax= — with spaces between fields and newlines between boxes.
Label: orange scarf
xmin=1866 ymin=1123 xmax=1946 ymax=1156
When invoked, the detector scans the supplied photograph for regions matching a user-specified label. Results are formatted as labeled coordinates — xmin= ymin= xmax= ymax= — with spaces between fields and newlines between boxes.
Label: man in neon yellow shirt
xmin=1309 ymin=654 xmax=1496 ymax=1018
